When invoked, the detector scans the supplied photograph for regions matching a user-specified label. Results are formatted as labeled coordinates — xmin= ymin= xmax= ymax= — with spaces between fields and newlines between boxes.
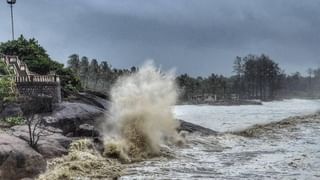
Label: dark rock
xmin=62 ymin=88 xmax=110 ymax=110
xmin=74 ymin=123 xmax=100 ymax=137
xmin=36 ymin=133 xmax=71 ymax=159
xmin=9 ymin=125 xmax=72 ymax=159
xmin=43 ymin=102 xmax=105 ymax=134
xmin=77 ymin=92 xmax=110 ymax=109
xmin=19 ymin=96 xmax=53 ymax=115
xmin=0 ymin=133 xmax=46 ymax=180
xmin=93 ymin=136 xmax=105 ymax=154
xmin=177 ymin=119 xmax=218 ymax=136
xmin=83 ymin=90 xmax=109 ymax=99
xmin=0 ymin=102 xmax=22 ymax=119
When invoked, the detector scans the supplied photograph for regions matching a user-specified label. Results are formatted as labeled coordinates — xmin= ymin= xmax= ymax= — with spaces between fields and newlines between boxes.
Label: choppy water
xmin=174 ymin=99 xmax=320 ymax=132
xmin=122 ymin=99 xmax=320 ymax=179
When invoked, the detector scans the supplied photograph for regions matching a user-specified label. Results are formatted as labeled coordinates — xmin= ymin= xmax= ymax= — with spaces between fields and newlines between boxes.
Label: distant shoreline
xmin=177 ymin=97 xmax=320 ymax=106
xmin=177 ymin=99 xmax=263 ymax=106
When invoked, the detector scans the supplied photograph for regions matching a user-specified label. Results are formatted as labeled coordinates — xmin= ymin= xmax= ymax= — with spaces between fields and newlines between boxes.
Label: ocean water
xmin=174 ymin=99 xmax=320 ymax=132
xmin=122 ymin=99 xmax=320 ymax=179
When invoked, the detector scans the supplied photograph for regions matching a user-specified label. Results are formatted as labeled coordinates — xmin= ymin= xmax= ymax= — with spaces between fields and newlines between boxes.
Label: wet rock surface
xmin=177 ymin=119 xmax=218 ymax=135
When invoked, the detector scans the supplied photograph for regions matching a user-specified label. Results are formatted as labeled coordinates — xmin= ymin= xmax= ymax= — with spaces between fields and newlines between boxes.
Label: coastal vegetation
xmin=66 ymin=53 xmax=320 ymax=103
xmin=177 ymin=55 xmax=320 ymax=102
xmin=0 ymin=60 xmax=16 ymax=102
xmin=1 ymin=36 xmax=319 ymax=104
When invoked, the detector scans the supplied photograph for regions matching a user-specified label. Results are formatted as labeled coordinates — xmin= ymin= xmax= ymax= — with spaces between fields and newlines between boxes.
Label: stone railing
xmin=15 ymin=75 xmax=60 ymax=83
xmin=0 ymin=53 xmax=59 ymax=83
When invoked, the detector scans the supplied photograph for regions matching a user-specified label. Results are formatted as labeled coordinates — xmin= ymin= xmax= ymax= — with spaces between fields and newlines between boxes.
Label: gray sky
xmin=0 ymin=0 xmax=319 ymax=76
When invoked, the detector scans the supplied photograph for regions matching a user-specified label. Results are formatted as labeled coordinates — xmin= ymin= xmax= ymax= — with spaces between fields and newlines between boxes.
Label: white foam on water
xmin=122 ymin=99 xmax=320 ymax=179
xmin=174 ymin=99 xmax=320 ymax=132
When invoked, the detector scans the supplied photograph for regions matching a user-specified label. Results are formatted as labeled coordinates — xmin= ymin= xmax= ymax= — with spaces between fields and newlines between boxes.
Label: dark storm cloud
xmin=0 ymin=0 xmax=319 ymax=76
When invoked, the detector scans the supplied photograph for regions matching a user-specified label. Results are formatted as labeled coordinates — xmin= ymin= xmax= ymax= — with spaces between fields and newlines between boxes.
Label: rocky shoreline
xmin=0 ymin=93 xmax=318 ymax=179
xmin=0 ymin=92 xmax=221 ymax=179
xmin=232 ymin=112 xmax=320 ymax=137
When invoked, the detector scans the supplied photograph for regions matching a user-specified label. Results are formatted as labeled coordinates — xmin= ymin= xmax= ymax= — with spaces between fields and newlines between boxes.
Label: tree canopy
xmin=0 ymin=35 xmax=63 ymax=75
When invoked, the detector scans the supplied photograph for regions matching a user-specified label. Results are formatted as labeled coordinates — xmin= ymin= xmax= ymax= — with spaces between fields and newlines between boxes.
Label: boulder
xmin=9 ymin=125 xmax=72 ymax=159
xmin=0 ymin=133 xmax=46 ymax=180
xmin=74 ymin=123 xmax=100 ymax=137
xmin=0 ymin=102 xmax=22 ymax=119
xmin=36 ymin=133 xmax=71 ymax=159
xmin=177 ymin=119 xmax=218 ymax=136
xmin=43 ymin=102 xmax=105 ymax=134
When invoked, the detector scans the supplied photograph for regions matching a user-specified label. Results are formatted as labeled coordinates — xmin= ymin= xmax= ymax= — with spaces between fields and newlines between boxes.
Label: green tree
xmin=240 ymin=54 xmax=281 ymax=100
xmin=67 ymin=54 xmax=80 ymax=76
xmin=99 ymin=61 xmax=112 ymax=89
xmin=79 ymin=56 xmax=89 ymax=88
xmin=57 ymin=67 xmax=82 ymax=92
xmin=0 ymin=61 xmax=16 ymax=101
xmin=89 ymin=59 xmax=99 ymax=89
xmin=0 ymin=35 xmax=63 ymax=75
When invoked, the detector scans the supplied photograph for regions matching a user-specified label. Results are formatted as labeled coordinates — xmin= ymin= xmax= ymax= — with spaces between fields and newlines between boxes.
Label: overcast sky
xmin=0 ymin=0 xmax=319 ymax=76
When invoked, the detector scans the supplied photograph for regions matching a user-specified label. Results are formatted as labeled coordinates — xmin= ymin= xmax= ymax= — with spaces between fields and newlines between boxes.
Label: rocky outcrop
xmin=9 ymin=125 xmax=72 ymax=159
xmin=0 ymin=134 xmax=46 ymax=180
xmin=177 ymin=119 xmax=218 ymax=136
xmin=77 ymin=92 xmax=110 ymax=110
xmin=62 ymin=89 xmax=110 ymax=110
xmin=43 ymin=102 xmax=105 ymax=135
xmin=36 ymin=133 xmax=71 ymax=159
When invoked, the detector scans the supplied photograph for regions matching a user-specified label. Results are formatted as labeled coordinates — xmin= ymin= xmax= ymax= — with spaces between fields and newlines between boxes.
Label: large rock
xmin=36 ymin=133 xmax=71 ymax=159
xmin=0 ymin=133 xmax=46 ymax=180
xmin=9 ymin=125 xmax=72 ymax=159
xmin=73 ymin=123 xmax=100 ymax=137
xmin=77 ymin=92 xmax=110 ymax=110
xmin=0 ymin=102 xmax=22 ymax=119
xmin=43 ymin=102 xmax=105 ymax=134
xmin=177 ymin=119 xmax=218 ymax=136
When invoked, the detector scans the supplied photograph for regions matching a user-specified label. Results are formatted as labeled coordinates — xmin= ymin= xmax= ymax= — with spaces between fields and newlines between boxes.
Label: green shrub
xmin=4 ymin=116 xmax=25 ymax=126
xmin=0 ymin=76 xmax=16 ymax=101
xmin=0 ymin=61 xmax=8 ymax=75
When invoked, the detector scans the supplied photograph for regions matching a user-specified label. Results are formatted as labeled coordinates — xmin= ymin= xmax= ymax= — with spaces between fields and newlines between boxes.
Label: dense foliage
xmin=0 ymin=76 xmax=15 ymax=102
xmin=0 ymin=61 xmax=16 ymax=102
xmin=0 ymin=35 xmax=63 ymax=75
xmin=176 ymin=54 xmax=320 ymax=102
xmin=67 ymin=54 xmax=137 ymax=92
xmin=67 ymin=53 xmax=320 ymax=102
xmin=232 ymin=54 xmax=282 ymax=100
xmin=1 ymin=35 xmax=318 ymax=102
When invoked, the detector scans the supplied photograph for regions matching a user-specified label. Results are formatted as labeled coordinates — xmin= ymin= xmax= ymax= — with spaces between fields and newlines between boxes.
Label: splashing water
xmin=103 ymin=61 xmax=181 ymax=161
